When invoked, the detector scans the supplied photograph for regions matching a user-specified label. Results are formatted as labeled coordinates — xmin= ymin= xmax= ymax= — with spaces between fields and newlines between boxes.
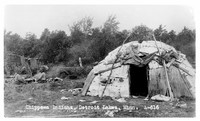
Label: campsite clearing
xmin=4 ymin=77 xmax=195 ymax=117
xmin=4 ymin=41 xmax=195 ymax=117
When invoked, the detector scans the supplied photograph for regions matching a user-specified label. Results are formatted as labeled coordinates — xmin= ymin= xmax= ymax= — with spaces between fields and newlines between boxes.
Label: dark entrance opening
xmin=130 ymin=64 xmax=148 ymax=97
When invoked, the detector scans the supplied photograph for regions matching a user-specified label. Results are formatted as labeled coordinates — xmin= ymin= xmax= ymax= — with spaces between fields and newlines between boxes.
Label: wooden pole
xmin=163 ymin=60 xmax=174 ymax=100
xmin=79 ymin=57 xmax=83 ymax=68
xmin=95 ymin=64 xmax=121 ymax=75
xmin=152 ymin=34 xmax=174 ymax=100
xmin=177 ymin=68 xmax=193 ymax=97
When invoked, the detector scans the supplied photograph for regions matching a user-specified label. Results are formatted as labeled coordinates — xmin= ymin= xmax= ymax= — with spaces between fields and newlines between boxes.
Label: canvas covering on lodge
xmin=82 ymin=40 xmax=195 ymax=99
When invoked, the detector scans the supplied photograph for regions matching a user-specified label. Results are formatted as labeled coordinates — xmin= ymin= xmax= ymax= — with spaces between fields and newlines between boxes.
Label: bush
xmin=46 ymin=64 xmax=66 ymax=78
xmin=46 ymin=64 xmax=92 ymax=79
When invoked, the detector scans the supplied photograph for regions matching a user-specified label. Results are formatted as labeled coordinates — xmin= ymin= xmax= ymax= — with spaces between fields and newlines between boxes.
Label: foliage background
xmin=4 ymin=15 xmax=196 ymax=70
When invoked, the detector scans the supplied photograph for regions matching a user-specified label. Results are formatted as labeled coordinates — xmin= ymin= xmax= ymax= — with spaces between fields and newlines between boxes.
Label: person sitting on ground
xmin=25 ymin=66 xmax=48 ymax=83
xmin=14 ymin=67 xmax=31 ymax=84
xmin=33 ymin=67 xmax=47 ymax=83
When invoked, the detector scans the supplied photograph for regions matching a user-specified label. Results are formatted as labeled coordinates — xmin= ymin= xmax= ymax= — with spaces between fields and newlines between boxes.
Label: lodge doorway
xmin=129 ymin=64 xmax=149 ymax=97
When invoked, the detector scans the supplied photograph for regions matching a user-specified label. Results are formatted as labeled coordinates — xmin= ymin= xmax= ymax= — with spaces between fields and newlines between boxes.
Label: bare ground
xmin=4 ymin=77 xmax=195 ymax=118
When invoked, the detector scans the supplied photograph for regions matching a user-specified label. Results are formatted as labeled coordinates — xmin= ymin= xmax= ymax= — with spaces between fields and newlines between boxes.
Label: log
xmin=81 ymin=69 xmax=96 ymax=96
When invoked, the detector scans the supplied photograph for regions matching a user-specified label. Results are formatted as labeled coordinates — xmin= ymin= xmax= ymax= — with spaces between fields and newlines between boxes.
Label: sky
xmin=4 ymin=5 xmax=195 ymax=38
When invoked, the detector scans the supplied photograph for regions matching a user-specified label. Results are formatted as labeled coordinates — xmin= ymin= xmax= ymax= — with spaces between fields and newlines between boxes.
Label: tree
xmin=21 ymin=33 xmax=39 ymax=57
xmin=115 ymin=29 xmax=130 ymax=47
xmin=87 ymin=16 xmax=123 ymax=62
xmin=174 ymin=27 xmax=195 ymax=50
xmin=102 ymin=15 xmax=119 ymax=35
xmin=4 ymin=31 xmax=23 ymax=55
xmin=176 ymin=27 xmax=195 ymax=45
xmin=101 ymin=15 xmax=120 ymax=53
xmin=69 ymin=16 xmax=93 ymax=44
xmin=40 ymin=31 xmax=72 ymax=64
xmin=131 ymin=25 xmax=153 ymax=43
xmin=154 ymin=25 xmax=167 ymax=40
xmin=167 ymin=30 xmax=176 ymax=45
xmin=175 ymin=27 xmax=195 ymax=64
xmin=40 ymin=28 xmax=51 ymax=41
xmin=154 ymin=25 xmax=173 ymax=44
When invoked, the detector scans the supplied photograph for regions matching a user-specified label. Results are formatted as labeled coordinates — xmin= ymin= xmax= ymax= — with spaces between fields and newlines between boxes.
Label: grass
xmin=4 ymin=77 xmax=195 ymax=117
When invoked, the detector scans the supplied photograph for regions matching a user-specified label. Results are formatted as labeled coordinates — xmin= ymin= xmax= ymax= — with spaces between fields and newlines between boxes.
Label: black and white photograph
xmin=4 ymin=4 xmax=196 ymax=118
